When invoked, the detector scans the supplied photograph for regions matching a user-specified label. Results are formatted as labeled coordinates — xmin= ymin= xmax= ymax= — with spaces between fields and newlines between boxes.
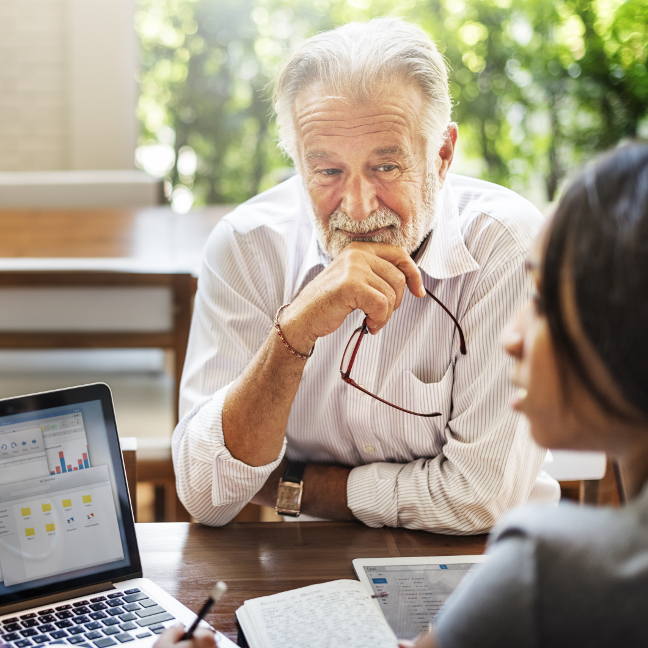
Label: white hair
xmin=273 ymin=18 xmax=452 ymax=168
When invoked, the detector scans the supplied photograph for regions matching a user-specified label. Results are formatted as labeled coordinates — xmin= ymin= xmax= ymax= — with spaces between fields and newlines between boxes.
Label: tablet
xmin=353 ymin=555 xmax=487 ymax=640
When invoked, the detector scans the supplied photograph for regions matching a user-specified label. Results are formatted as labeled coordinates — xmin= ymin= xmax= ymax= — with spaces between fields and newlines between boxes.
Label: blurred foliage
xmin=135 ymin=0 xmax=648 ymax=209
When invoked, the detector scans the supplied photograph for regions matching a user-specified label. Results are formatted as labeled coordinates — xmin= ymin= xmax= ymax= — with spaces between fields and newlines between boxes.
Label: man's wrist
xmin=275 ymin=461 xmax=306 ymax=517
xmin=250 ymin=458 xmax=287 ymax=507
xmin=274 ymin=303 xmax=318 ymax=357
xmin=300 ymin=463 xmax=355 ymax=521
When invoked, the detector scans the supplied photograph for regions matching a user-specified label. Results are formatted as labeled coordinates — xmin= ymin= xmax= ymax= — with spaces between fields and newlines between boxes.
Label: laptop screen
xmin=0 ymin=384 xmax=140 ymax=606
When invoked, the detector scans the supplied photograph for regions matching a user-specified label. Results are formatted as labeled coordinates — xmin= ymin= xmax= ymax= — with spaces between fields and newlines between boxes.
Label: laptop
xmin=0 ymin=384 xmax=235 ymax=648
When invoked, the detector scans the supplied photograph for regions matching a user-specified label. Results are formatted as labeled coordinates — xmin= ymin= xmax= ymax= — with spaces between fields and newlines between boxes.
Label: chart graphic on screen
xmin=40 ymin=412 xmax=92 ymax=475
xmin=53 ymin=448 xmax=91 ymax=474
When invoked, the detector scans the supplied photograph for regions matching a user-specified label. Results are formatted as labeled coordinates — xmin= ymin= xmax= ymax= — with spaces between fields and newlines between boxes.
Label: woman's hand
xmin=399 ymin=628 xmax=439 ymax=648
xmin=153 ymin=625 xmax=218 ymax=648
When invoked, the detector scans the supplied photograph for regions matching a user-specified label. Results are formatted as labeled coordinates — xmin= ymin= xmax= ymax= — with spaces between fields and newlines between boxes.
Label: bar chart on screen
xmin=51 ymin=444 xmax=91 ymax=474
xmin=41 ymin=412 xmax=92 ymax=475
xmin=52 ymin=447 xmax=91 ymax=474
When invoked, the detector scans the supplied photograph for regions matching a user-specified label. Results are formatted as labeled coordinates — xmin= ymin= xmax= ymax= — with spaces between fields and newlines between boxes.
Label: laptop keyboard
xmin=0 ymin=589 xmax=176 ymax=648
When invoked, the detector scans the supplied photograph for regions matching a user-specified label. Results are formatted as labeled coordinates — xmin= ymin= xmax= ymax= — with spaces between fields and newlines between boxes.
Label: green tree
xmin=135 ymin=0 xmax=648 ymax=208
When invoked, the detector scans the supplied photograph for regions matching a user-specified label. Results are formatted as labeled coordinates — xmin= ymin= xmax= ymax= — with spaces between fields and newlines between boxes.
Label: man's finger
xmin=349 ymin=242 xmax=426 ymax=298
xmin=359 ymin=274 xmax=397 ymax=330
xmin=367 ymin=256 xmax=407 ymax=310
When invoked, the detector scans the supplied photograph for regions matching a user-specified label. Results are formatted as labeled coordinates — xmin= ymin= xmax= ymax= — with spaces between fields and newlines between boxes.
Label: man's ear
xmin=437 ymin=123 xmax=458 ymax=182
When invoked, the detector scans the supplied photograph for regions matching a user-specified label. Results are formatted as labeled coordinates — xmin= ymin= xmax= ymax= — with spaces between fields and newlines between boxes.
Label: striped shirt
xmin=173 ymin=174 xmax=560 ymax=533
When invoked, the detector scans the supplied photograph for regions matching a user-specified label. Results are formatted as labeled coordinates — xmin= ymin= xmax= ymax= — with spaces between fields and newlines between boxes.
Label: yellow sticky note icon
xmin=62 ymin=499 xmax=72 ymax=508
xmin=21 ymin=507 xmax=31 ymax=516
xmin=46 ymin=523 xmax=55 ymax=532
xmin=41 ymin=503 xmax=52 ymax=512
xmin=25 ymin=528 xmax=35 ymax=537
xmin=82 ymin=495 xmax=92 ymax=504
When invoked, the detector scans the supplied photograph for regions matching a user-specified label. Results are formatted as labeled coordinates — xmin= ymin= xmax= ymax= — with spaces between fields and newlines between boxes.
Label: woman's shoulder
xmin=491 ymin=495 xmax=648 ymax=552
xmin=489 ymin=494 xmax=648 ymax=599
xmin=436 ymin=497 xmax=648 ymax=648
xmin=491 ymin=500 xmax=619 ymax=545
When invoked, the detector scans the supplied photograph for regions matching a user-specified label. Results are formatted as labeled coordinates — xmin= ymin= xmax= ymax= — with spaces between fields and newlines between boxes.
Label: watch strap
xmin=282 ymin=461 xmax=306 ymax=484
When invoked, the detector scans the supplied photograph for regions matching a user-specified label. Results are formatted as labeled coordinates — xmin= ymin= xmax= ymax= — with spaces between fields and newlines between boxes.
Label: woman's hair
xmin=543 ymin=142 xmax=648 ymax=420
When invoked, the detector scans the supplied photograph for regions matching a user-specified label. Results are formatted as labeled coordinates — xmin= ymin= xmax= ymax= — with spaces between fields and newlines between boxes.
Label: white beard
xmin=306 ymin=173 xmax=440 ymax=259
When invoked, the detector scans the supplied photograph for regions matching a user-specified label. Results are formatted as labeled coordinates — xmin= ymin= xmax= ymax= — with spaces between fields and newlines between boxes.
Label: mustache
xmin=328 ymin=206 xmax=402 ymax=234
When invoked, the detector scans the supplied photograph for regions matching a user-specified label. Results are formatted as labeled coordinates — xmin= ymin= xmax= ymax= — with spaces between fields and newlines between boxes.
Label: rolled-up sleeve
xmin=172 ymin=218 xmax=287 ymax=525
xmin=347 ymin=254 xmax=552 ymax=534
xmin=173 ymin=383 xmax=286 ymax=525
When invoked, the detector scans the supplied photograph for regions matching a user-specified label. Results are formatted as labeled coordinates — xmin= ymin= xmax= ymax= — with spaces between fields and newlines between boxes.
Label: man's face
xmin=295 ymin=81 xmax=441 ymax=258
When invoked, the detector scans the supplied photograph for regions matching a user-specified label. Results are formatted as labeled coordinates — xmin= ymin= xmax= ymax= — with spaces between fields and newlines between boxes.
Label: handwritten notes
xmin=236 ymin=579 xmax=398 ymax=648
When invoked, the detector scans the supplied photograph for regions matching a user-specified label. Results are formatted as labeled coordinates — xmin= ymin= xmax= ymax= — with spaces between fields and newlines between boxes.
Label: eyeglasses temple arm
xmin=340 ymin=321 xmax=368 ymax=377
xmin=343 ymin=376 xmax=441 ymax=417
xmin=425 ymin=288 xmax=466 ymax=354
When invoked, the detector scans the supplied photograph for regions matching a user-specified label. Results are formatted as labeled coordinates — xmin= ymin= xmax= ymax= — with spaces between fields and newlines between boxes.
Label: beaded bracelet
xmin=274 ymin=303 xmax=315 ymax=360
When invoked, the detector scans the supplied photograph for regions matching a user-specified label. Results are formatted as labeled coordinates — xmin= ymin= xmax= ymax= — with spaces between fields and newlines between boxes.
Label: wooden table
xmin=0 ymin=206 xmax=232 ymax=419
xmin=136 ymin=522 xmax=487 ymax=643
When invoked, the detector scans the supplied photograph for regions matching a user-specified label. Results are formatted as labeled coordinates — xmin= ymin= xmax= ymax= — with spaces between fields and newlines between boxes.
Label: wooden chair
xmin=550 ymin=452 xmax=626 ymax=506
xmin=543 ymin=450 xmax=607 ymax=504
xmin=0 ymin=271 xmax=196 ymax=422
xmin=612 ymin=459 xmax=627 ymax=505
xmin=137 ymin=439 xmax=190 ymax=522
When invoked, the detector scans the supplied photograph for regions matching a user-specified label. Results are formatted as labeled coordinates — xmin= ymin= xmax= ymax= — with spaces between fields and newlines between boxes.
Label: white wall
xmin=0 ymin=0 xmax=67 ymax=170
xmin=0 ymin=0 xmax=138 ymax=171
xmin=66 ymin=0 xmax=138 ymax=169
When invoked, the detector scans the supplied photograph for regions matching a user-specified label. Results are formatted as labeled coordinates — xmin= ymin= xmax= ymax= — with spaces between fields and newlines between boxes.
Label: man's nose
xmin=340 ymin=175 xmax=379 ymax=221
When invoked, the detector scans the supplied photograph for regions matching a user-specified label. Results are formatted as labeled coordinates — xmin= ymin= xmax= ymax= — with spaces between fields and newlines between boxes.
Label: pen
xmin=181 ymin=581 xmax=228 ymax=640
xmin=371 ymin=591 xmax=388 ymax=598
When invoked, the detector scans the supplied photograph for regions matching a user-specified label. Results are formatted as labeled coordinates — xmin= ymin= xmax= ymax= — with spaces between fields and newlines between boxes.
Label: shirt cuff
xmin=347 ymin=462 xmax=404 ymax=528
xmin=184 ymin=382 xmax=287 ymax=507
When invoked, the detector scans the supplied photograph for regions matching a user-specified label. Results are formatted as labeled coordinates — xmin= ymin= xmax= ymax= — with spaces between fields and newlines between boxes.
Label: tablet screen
xmin=354 ymin=556 xmax=486 ymax=640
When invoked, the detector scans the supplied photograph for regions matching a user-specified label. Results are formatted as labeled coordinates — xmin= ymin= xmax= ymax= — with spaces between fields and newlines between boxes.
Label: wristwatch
xmin=275 ymin=461 xmax=306 ymax=517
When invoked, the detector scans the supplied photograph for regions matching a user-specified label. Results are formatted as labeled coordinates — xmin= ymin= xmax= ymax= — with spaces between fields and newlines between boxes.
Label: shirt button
xmin=364 ymin=445 xmax=375 ymax=454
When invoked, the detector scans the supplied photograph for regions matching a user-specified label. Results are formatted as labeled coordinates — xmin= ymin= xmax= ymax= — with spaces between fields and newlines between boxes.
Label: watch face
xmin=276 ymin=482 xmax=302 ymax=512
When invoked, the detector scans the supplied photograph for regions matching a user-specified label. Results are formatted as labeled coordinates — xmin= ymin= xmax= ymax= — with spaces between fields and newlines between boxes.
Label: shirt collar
xmin=295 ymin=230 xmax=329 ymax=295
xmin=294 ymin=181 xmax=330 ymax=295
xmin=294 ymin=175 xmax=480 ymax=295
xmin=416 ymin=176 xmax=480 ymax=280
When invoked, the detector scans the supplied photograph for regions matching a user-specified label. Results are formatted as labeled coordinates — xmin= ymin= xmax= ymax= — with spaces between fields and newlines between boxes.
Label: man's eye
xmin=319 ymin=168 xmax=341 ymax=176
xmin=376 ymin=164 xmax=398 ymax=172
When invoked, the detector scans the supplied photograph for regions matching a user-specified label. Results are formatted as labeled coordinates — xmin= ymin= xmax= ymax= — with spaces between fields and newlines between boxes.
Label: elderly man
xmin=172 ymin=18 xmax=559 ymax=533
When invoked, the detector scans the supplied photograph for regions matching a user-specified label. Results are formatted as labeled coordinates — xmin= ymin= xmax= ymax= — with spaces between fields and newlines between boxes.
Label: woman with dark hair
xmin=408 ymin=142 xmax=648 ymax=647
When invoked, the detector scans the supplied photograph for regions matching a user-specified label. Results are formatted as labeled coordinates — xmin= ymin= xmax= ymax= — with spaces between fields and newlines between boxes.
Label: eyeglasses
xmin=340 ymin=289 xmax=466 ymax=417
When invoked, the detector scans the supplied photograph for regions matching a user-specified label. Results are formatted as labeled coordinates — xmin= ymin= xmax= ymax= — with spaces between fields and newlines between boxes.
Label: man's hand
xmin=278 ymin=242 xmax=425 ymax=355
xmin=251 ymin=460 xmax=354 ymax=521
xmin=153 ymin=625 xmax=218 ymax=648
xmin=223 ymin=241 xmax=425 ymax=469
